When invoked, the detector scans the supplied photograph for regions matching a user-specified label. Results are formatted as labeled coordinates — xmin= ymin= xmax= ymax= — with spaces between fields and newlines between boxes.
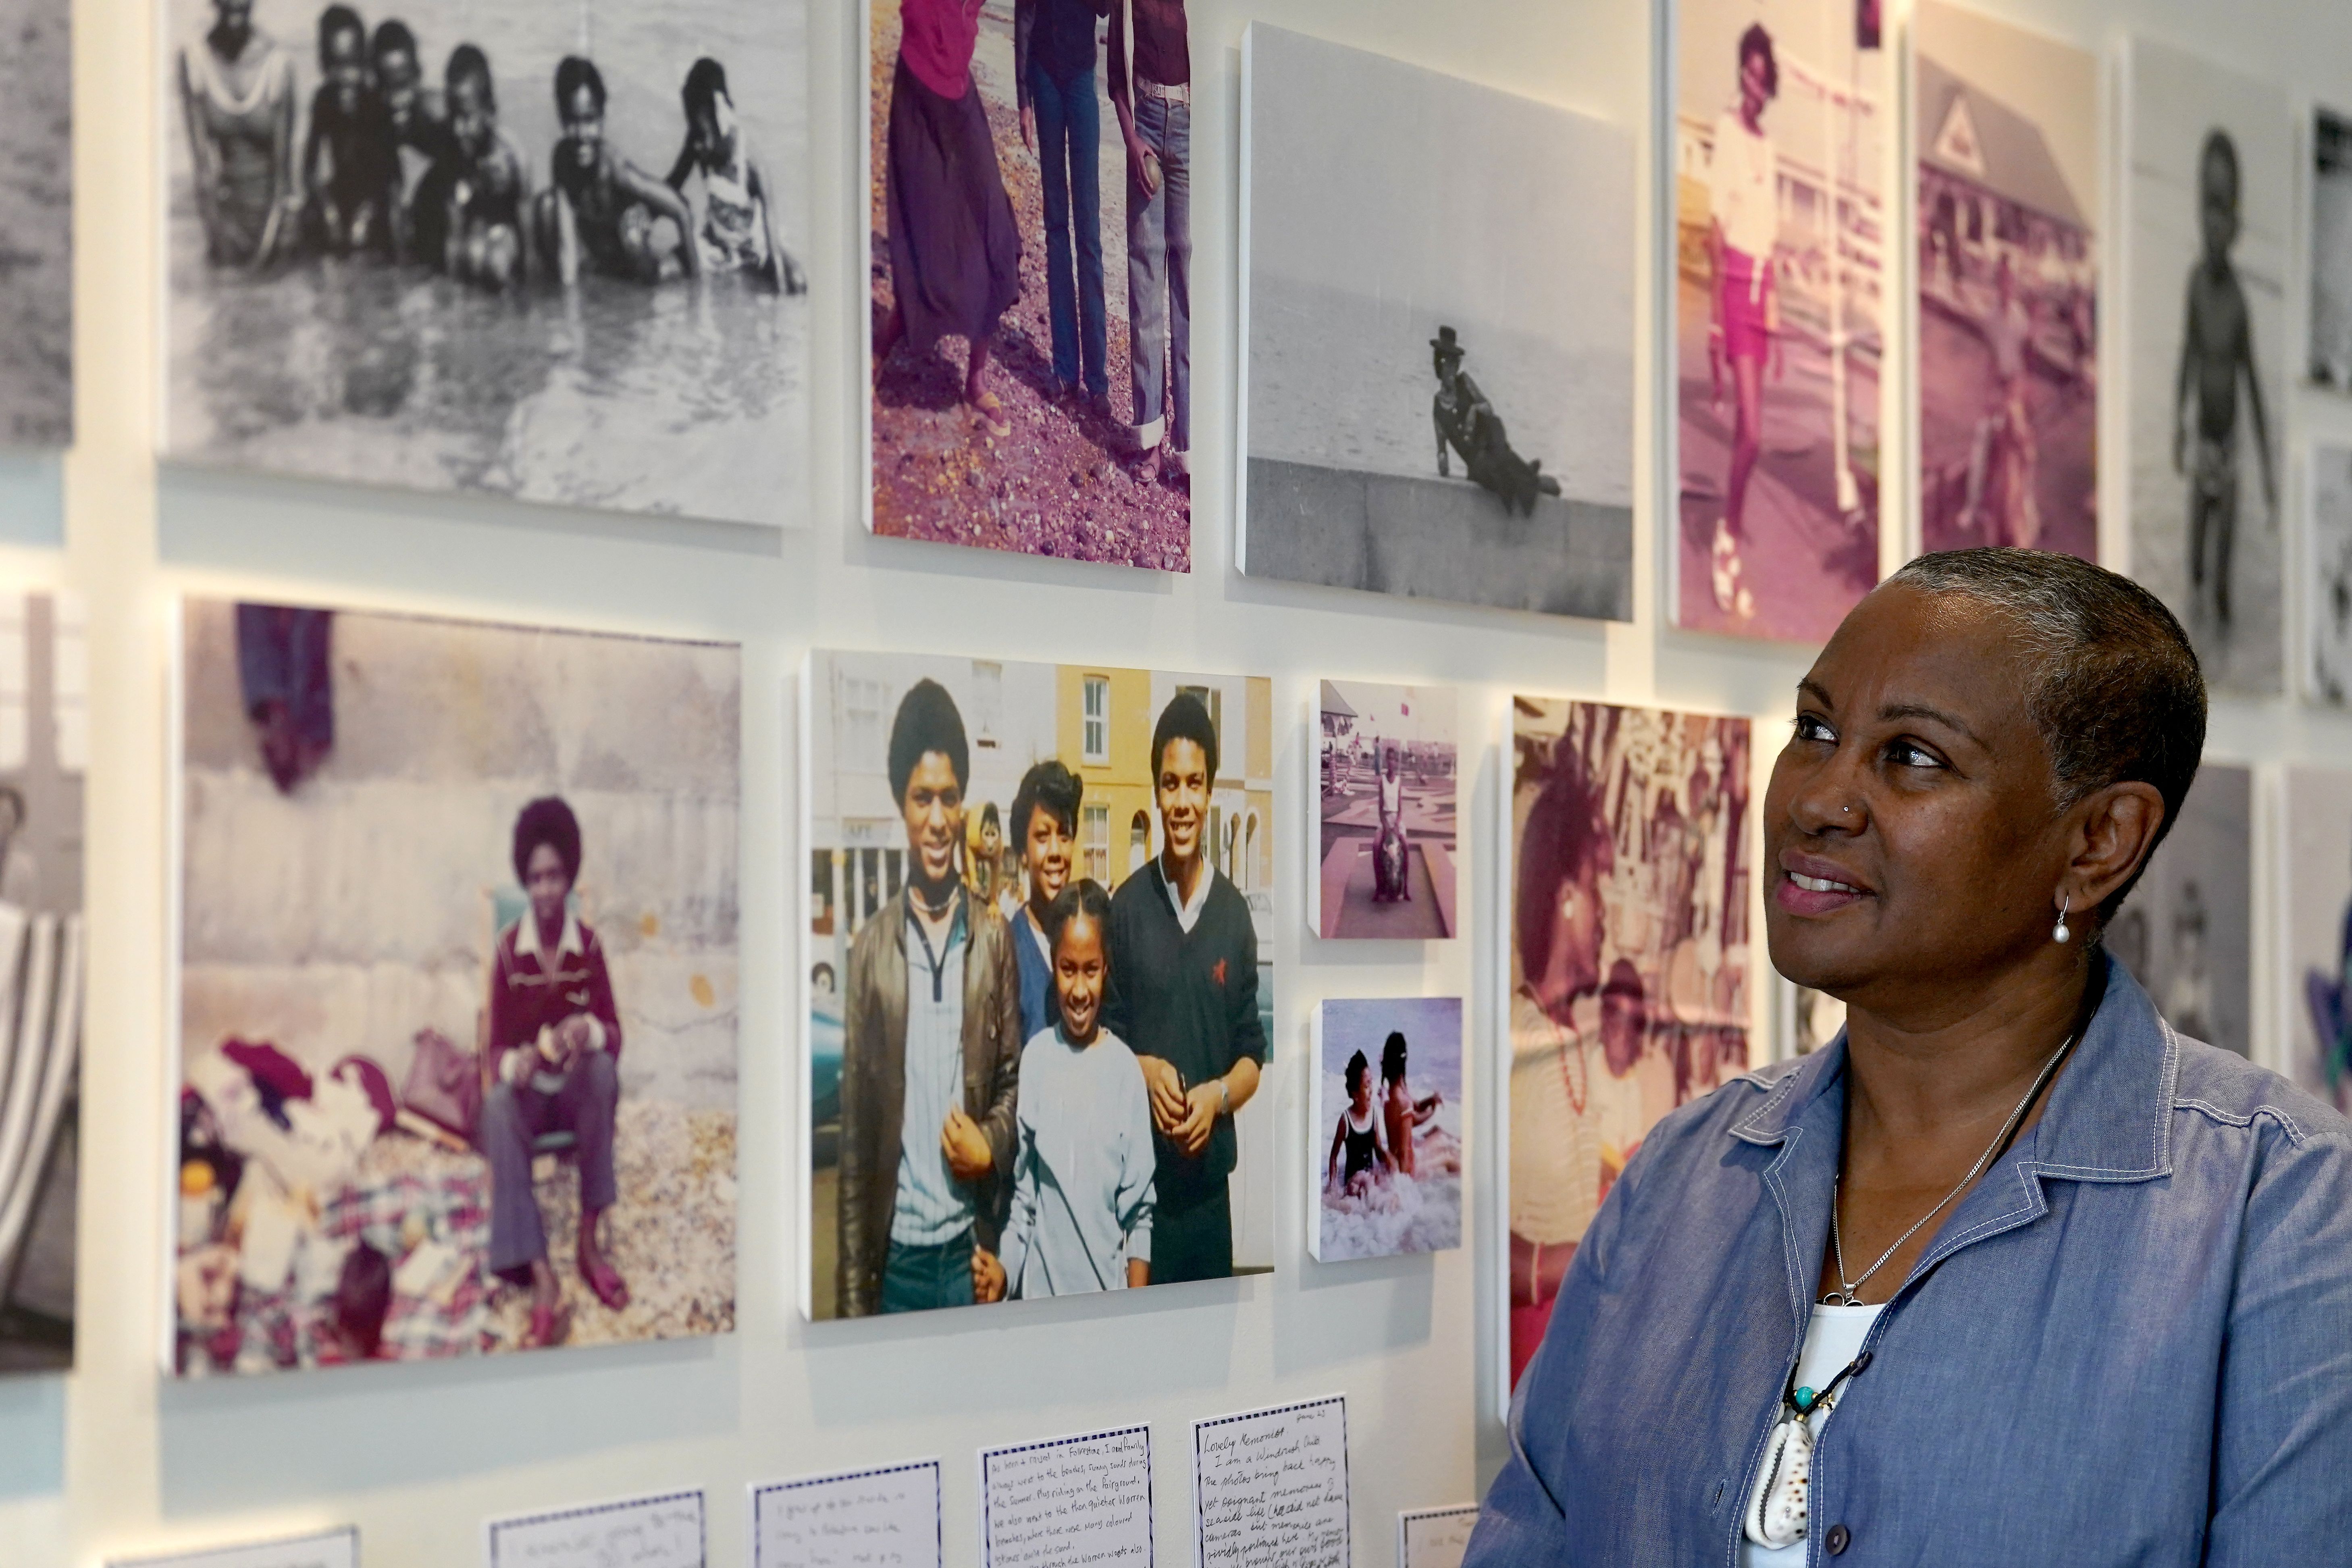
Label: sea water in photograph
xmin=0 ymin=0 xmax=71 ymax=447
xmin=1312 ymin=997 xmax=1461 ymax=1263
xmin=164 ymin=0 xmax=808 ymax=524
xmin=1239 ymin=25 xmax=1634 ymax=620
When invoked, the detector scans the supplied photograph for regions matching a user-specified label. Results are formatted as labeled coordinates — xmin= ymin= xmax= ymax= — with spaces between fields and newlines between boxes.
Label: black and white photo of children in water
xmin=2124 ymin=37 xmax=2286 ymax=696
xmin=166 ymin=0 xmax=807 ymax=525
xmin=1238 ymin=25 xmax=1633 ymax=620
xmin=0 ymin=0 xmax=71 ymax=447
xmin=1312 ymin=998 xmax=1460 ymax=1263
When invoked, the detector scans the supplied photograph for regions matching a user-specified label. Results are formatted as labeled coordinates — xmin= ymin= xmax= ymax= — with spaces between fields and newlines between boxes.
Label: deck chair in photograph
xmin=0 ymin=908 xmax=86 ymax=1329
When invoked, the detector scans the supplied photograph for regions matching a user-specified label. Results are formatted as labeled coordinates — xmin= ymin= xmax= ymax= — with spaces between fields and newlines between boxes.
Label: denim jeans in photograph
xmin=1030 ymin=63 xmax=1107 ymax=402
xmin=881 ymin=1227 xmax=978 ymax=1313
xmin=1125 ymin=92 xmax=1190 ymax=454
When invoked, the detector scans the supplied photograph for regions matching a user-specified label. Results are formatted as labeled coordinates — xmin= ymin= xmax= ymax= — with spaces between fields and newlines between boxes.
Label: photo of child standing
xmin=975 ymin=880 xmax=1156 ymax=1300
xmin=2123 ymin=36 xmax=2289 ymax=696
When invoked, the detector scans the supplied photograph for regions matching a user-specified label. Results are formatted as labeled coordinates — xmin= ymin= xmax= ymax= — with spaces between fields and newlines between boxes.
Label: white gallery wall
xmin=1 ymin=0 xmax=2351 ymax=1562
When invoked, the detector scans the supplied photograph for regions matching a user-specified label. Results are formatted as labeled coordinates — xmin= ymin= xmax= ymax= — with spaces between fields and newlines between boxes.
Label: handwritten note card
xmin=486 ymin=1489 xmax=705 ymax=1568
xmin=752 ymin=1461 xmax=942 ymax=1568
xmin=1397 ymin=1507 xmax=1479 ymax=1568
xmin=112 ymin=1528 xmax=359 ymax=1568
xmin=981 ymin=1424 xmax=1155 ymax=1568
xmin=1192 ymin=1397 xmax=1350 ymax=1568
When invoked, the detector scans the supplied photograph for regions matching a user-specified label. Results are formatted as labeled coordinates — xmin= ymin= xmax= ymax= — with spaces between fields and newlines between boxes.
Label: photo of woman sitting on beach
xmin=1312 ymin=998 xmax=1463 ymax=1262
xmin=166 ymin=0 xmax=813 ymax=527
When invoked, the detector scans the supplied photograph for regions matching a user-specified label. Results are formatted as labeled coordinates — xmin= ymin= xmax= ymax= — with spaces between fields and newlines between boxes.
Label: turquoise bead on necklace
xmin=1793 ymin=1387 xmax=1818 ymax=1413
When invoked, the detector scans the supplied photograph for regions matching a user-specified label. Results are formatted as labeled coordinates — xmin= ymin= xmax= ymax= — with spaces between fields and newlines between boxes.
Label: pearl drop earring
xmin=2053 ymin=895 xmax=2071 ymax=945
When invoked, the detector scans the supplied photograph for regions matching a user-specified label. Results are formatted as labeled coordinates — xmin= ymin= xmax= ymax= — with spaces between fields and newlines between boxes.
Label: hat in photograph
xmin=1431 ymin=325 xmax=1464 ymax=358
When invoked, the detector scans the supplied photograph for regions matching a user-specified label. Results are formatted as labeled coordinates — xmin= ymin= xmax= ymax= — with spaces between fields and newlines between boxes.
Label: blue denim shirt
xmin=1467 ymin=955 xmax=2352 ymax=1566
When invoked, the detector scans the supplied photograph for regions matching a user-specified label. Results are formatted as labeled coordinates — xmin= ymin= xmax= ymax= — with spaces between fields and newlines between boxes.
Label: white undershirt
xmin=1743 ymin=1303 xmax=1884 ymax=1567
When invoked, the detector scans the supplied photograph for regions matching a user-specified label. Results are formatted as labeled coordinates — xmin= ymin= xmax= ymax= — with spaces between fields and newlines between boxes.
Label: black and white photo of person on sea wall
xmin=806 ymin=653 xmax=1276 ymax=1318
xmin=1237 ymin=25 xmax=1634 ymax=620
xmin=166 ymin=0 xmax=809 ymax=525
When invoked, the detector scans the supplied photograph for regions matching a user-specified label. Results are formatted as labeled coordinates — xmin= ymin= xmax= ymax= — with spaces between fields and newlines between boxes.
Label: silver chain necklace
xmin=1823 ymin=1031 xmax=2078 ymax=1307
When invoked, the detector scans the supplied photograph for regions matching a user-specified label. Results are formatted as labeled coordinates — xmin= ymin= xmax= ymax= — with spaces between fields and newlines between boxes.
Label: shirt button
xmin=1824 ymin=1523 xmax=1851 ymax=1555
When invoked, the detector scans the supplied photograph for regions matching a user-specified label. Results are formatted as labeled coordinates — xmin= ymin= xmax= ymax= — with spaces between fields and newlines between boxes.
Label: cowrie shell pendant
xmin=1743 ymin=1414 xmax=1813 ymax=1549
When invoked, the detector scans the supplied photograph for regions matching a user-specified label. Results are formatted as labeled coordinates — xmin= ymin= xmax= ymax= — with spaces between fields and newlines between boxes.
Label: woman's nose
xmin=1785 ymin=760 xmax=1862 ymax=835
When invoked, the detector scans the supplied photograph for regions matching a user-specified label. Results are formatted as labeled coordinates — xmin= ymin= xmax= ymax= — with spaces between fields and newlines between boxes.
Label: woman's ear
xmin=2070 ymin=782 xmax=2168 ymax=909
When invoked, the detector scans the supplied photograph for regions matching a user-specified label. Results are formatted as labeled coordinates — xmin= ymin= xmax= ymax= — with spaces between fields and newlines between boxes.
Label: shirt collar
xmin=1730 ymin=951 xmax=2174 ymax=1184
xmin=514 ymin=909 xmax=584 ymax=964
xmin=905 ymin=884 xmax=969 ymax=954
xmin=1160 ymin=855 xmax=1212 ymax=932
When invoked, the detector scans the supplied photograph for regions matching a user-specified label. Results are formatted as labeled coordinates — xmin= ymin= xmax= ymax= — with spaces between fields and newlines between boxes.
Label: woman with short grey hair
xmin=1468 ymin=548 xmax=2352 ymax=1566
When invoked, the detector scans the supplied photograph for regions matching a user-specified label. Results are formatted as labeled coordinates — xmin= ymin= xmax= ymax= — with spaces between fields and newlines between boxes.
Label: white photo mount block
xmin=980 ymin=1424 xmax=1154 ymax=1568
xmin=485 ymin=1489 xmax=705 ymax=1568
xmin=751 ymin=1460 xmax=944 ymax=1568
xmin=1397 ymin=1506 xmax=1480 ymax=1568
xmin=1192 ymin=1395 xmax=1350 ymax=1568
xmin=108 ymin=1527 xmax=359 ymax=1568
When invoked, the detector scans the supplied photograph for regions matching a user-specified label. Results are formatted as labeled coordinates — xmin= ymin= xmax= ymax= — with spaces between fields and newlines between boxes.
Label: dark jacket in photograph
xmin=837 ymin=887 xmax=1023 ymax=1316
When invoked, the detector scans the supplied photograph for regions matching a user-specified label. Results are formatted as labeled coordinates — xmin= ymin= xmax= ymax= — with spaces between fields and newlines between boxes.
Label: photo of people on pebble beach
xmin=164 ymin=0 xmax=808 ymax=525
xmin=1312 ymin=997 xmax=1460 ymax=1263
xmin=173 ymin=601 xmax=740 ymax=1374
xmin=1239 ymin=25 xmax=1633 ymax=620
xmin=806 ymin=651 xmax=1275 ymax=1317
xmin=1913 ymin=0 xmax=2099 ymax=562
xmin=866 ymin=0 xmax=1190 ymax=568
xmin=0 ymin=0 xmax=71 ymax=447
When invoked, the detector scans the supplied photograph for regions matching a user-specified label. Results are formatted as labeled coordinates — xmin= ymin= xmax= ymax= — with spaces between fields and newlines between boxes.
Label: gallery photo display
xmin=865 ymin=0 xmax=1190 ymax=568
xmin=0 ymin=594 xmax=85 ymax=1376
xmin=1238 ymin=24 xmax=1634 ymax=621
xmin=806 ymin=651 xmax=1274 ymax=1317
xmin=1313 ymin=682 xmax=1457 ymax=941
xmin=164 ymin=0 xmax=809 ymax=524
xmin=1913 ymin=0 xmax=2099 ymax=562
xmin=1311 ymin=997 xmax=1461 ymax=1263
xmin=174 ymin=601 xmax=741 ymax=1374
xmin=1507 ymin=697 xmax=1751 ymax=1387
xmin=1674 ymin=0 xmax=1884 ymax=643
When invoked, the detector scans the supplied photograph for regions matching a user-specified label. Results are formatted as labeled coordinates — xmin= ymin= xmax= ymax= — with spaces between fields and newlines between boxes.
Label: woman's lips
xmin=1774 ymin=865 xmax=1872 ymax=916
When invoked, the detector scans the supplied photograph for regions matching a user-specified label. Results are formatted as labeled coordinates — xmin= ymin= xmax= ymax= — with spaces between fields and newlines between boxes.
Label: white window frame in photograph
xmin=1083 ymin=802 xmax=1110 ymax=884
xmin=1083 ymin=676 xmax=1110 ymax=763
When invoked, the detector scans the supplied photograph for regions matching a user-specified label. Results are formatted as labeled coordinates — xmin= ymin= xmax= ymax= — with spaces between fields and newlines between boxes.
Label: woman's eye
xmin=1793 ymin=714 xmax=1834 ymax=744
xmin=1888 ymin=740 xmax=1942 ymax=769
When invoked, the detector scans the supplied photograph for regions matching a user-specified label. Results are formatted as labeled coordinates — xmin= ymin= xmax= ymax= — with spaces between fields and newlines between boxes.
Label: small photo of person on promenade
xmin=807 ymin=653 xmax=1275 ymax=1317
xmin=1673 ymin=0 xmax=1884 ymax=643
xmin=1315 ymin=682 xmax=1456 ymax=941
xmin=174 ymin=601 xmax=740 ymax=1374
xmin=867 ymin=0 xmax=1190 ymax=569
